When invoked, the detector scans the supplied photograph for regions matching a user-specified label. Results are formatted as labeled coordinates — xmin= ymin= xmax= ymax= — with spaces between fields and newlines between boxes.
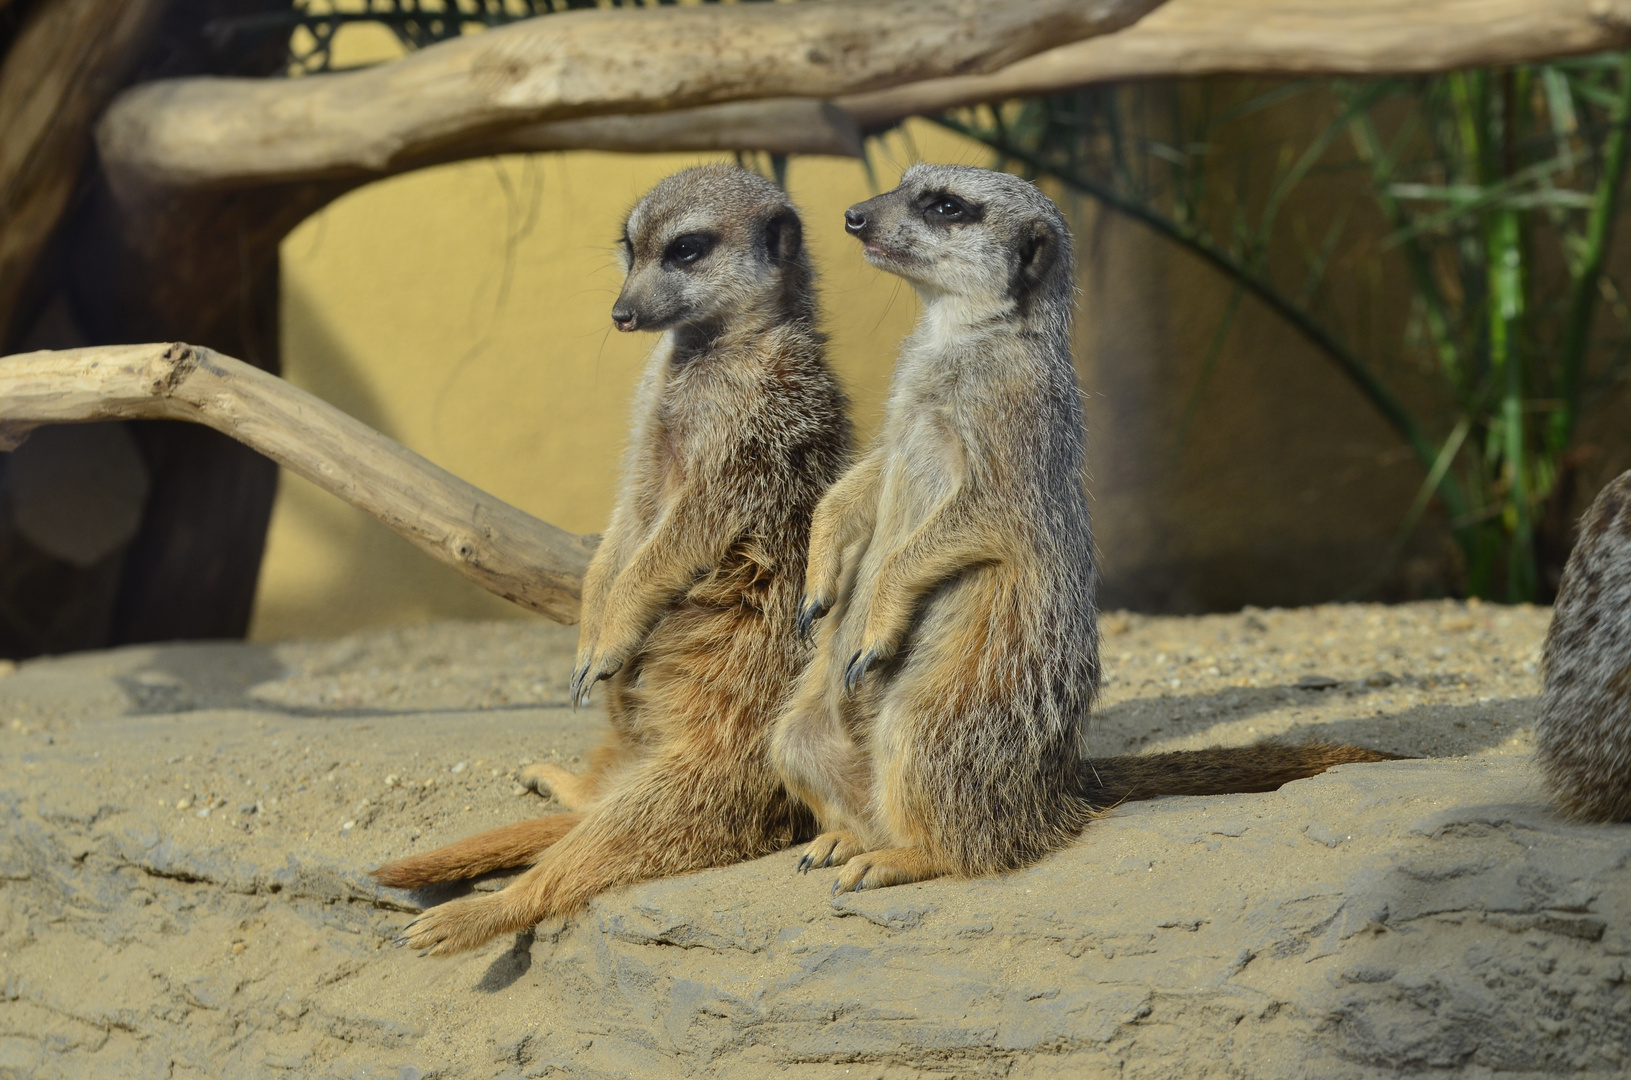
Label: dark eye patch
xmin=662 ymin=232 xmax=718 ymax=269
xmin=918 ymin=191 xmax=981 ymax=225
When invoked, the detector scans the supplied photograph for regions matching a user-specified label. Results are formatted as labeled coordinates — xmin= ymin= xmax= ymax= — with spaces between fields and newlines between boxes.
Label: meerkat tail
xmin=1079 ymin=744 xmax=1404 ymax=807
xmin=371 ymin=813 xmax=582 ymax=889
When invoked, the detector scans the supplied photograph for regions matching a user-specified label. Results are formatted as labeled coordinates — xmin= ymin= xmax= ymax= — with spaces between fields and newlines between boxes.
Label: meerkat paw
xmin=832 ymin=846 xmax=942 ymax=894
xmin=795 ymin=593 xmax=832 ymax=641
xmin=393 ymin=894 xmax=518 ymax=957
xmin=569 ymin=650 xmax=624 ymax=708
xmin=796 ymin=830 xmax=865 ymax=873
xmin=520 ymin=763 xmax=592 ymax=810
xmin=843 ymin=644 xmax=891 ymax=696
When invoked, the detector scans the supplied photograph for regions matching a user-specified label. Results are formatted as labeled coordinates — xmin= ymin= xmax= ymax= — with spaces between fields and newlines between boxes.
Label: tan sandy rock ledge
xmin=1 ymin=601 xmax=1628 ymax=1079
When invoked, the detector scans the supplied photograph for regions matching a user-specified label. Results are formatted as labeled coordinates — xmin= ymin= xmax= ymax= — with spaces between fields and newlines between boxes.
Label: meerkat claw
xmin=797 ymin=853 xmax=813 ymax=873
xmin=796 ymin=595 xmax=830 ymax=641
xmin=844 ymin=649 xmax=876 ymax=696
xmin=568 ymin=663 xmax=589 ymax=708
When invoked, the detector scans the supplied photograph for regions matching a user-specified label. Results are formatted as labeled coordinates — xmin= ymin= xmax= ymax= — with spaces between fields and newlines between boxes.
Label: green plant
xmin=935 ymin=55 xmax=1631 ymax=602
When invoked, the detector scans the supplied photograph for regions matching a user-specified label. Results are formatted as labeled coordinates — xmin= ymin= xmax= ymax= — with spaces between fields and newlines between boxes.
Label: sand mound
xmin=3 ymin=602 xmax=1629 ymax=1078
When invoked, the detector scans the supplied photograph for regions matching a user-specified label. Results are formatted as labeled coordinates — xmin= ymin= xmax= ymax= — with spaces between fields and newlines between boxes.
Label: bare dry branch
xmin=0 ymin=345 xmax=596 ymax=624
xmin=0 ymin=0 xmax=166 ymax=345
xmin=440 ymin=98 xmax=864 ymax=161
xmin=839 ymin=0 xmax=1631 ymax=126
xmin=95 ymin=0 xmax=1160 ymax=192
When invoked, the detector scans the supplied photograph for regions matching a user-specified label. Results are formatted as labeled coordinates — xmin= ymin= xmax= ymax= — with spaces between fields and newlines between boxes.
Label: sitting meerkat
xmin=1539 ymin=469 xmax=1631 ymax=821
xmin=377 ymin=165 xmax=851 ymax=954
xmin=774 ymin=164 xmax=1393 ymax=893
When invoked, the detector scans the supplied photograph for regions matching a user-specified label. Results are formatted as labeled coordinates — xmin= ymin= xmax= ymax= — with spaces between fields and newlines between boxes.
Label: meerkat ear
xmin=764 ymin=210 xmax=803 ymax=264
xmin=1014 ymin=219 xmax=1060 ymax=301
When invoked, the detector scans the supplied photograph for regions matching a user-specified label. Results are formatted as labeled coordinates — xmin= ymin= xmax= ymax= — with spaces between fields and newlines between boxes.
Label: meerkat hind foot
xmin=520 ymin=763 xmax=593 ymax=810
xmin=797 ymin=830 xmax=865 ymax=873
xmin=834 ymin=846 xmax=943 ymax=894
xmin=394 ymin=893 xmax=515 ymax=957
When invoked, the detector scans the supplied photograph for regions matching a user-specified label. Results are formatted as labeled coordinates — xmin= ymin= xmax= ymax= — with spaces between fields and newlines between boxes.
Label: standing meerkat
xmin=1539 ymin=469 xmax=1631 ymax=821
xmin=377 ymin=165 xmax=851 ymax=953
xmin=774 ymin=164 xmax=1393 ymax=893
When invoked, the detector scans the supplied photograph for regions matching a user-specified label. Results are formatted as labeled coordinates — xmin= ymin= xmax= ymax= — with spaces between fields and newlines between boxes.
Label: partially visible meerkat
xmin=1539 ymin=469 xmax=1631 ymax=821
xmin=376 ymin=165 xmax=851 ymax=953
xmin=773 ymin=164 xmax=1394 ymax=893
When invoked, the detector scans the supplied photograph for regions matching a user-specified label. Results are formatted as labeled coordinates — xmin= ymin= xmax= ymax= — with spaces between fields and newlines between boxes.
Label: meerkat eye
xmin=663 ymin=232 xmax=717 ymax=269
xmin=924 ymin=195 xmax=969 ymax=221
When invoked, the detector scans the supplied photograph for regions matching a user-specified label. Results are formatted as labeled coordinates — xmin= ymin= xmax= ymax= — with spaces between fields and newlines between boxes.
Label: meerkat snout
xmin=843 ymin=207 xmax=867 ymax=235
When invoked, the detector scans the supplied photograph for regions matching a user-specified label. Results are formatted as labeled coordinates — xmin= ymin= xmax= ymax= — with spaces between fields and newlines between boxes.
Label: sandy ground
xmin=2 ymin=601 xmax=1627 ymax=1078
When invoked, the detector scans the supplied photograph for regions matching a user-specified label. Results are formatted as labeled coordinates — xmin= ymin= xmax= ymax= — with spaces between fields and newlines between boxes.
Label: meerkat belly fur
xmin=1539 ymin=469 xmax=1631 ymax=821
xmin=774 ymin=165 xmax=1394 ymax=893
xmin=376 ymin=165 xmax=850 ymax=954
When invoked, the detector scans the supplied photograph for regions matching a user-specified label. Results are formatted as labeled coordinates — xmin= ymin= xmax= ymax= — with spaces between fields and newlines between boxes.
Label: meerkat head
xmin=611 ymin=165 xmax=811 ymax=339
xmin=843 ymin=164 xmax=1072 ymax=317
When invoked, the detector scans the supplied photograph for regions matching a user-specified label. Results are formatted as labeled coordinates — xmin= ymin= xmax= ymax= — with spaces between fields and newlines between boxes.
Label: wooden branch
xmin=0 ymin=0 xmax=166 ymax=346
xmin=456 ymin=98 xmax=864 ymax=160
xmin=94 ymin=0 xmax=1160 ymax=192
xmin=0 ymin=344 xmax=596 ymax=624
xmin=839 ymin=0 xmax=1631 ymax=126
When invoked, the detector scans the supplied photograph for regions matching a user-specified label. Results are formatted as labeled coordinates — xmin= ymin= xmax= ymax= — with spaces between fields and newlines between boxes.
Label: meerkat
xmin=1538 ymin=469 xmax=1631 ymax=821
xmin=375 ymin=165 xmax=851 ymax=954
xmin=773 ymin=164 xmax=1394 ymax=893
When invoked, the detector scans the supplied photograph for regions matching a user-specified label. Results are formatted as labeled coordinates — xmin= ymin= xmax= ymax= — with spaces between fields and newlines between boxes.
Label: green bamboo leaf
xmin=1542 ymin=66 xmax=1580 ymax=137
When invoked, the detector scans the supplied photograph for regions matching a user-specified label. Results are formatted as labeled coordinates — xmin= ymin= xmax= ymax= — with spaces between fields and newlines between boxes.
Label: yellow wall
xmin=250 ymin=107 xmax=988 ymax=640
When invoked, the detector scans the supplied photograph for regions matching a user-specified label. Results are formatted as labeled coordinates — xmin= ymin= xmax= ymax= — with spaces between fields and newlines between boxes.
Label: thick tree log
xmin=0 ymin=344 xmax=596 ymax=624
xmin=838 ymin=0 xmax=1631 ymax=126
xmin=451 ymin=98 xmax=864 ymax=160
xmin=0 ymin=0 xmax=167 ymax=347
xmin=95 ymin=0 xmax=1160 ymax=193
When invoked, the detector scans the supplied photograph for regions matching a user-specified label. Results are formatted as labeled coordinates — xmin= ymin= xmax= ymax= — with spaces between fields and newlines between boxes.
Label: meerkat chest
xmin=875 ymin=406 xmax=964 ymax=533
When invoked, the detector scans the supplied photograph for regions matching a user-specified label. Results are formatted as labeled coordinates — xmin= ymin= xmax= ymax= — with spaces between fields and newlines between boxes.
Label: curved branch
xmin=0 ymin=344 xmax=596 ymax=624
xmin=430 ymin=98 xmax=864 ymax=162
xmin=96 ymin=0 xmax=1161 ymax=192
xmin=840 ymin=0 xmax=1631 ymax=128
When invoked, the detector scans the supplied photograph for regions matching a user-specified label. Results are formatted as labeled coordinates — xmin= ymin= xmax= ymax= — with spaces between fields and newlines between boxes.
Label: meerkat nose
xmin=844 ymin=208 xmax=867 ymax=234
xmin=611 ymin=307 xmax=637 ymax=332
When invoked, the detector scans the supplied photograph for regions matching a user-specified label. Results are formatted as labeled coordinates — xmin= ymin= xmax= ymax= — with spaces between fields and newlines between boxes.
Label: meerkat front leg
xmin=572 ymin=490 xmax=737 ymax=704
xmin=570 ymin=507 xmax=637 ymax=705
xmin=844 ymin=497 xmax=1004 ymax=694
xmin=798 ymin=452 xmax=885 ymax=639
